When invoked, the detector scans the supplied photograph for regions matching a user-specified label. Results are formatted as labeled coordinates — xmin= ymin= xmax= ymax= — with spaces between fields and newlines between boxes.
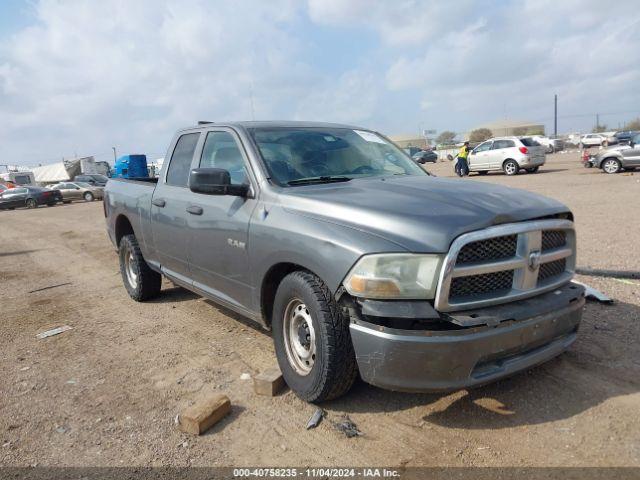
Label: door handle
xmin=152 ymin=198 xmax=166 ymax=208
xmin=186 ymin=205 xmax=203 ymax=215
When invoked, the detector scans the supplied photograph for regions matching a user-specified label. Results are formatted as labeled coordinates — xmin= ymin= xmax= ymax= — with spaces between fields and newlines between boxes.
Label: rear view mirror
xmin=189 ymin=168 xmax=248 ymax=197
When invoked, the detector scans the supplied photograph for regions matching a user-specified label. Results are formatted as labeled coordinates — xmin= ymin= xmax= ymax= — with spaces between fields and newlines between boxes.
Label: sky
xmin=1 ymin=0 xmax=639 ymax=166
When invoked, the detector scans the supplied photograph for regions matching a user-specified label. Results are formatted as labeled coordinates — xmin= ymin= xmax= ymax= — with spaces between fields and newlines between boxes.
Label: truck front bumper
xmin=349 ymin=282 xmax=585 ymax=392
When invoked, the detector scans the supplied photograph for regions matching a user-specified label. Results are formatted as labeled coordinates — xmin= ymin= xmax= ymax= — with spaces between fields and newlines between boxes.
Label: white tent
xmin=32 ymin=163 xmax=71 ymax=183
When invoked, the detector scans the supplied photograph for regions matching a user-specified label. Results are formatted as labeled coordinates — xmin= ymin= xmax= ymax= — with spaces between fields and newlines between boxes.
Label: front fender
xmin=249 ymin=205 xmax=407 ymax=306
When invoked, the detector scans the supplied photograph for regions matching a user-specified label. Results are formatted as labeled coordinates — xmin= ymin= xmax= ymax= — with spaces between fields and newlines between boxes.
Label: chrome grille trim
xmin=434 ymin=219 xmax=576 ymax=312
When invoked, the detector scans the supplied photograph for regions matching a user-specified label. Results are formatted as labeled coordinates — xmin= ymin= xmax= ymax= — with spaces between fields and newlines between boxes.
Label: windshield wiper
xmin=287 ymin=176 xmax=352 ymax=186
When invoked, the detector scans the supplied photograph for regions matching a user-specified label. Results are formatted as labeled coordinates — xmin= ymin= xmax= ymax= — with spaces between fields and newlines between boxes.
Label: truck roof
xmin=178 ymin=120 xmax=365 ymax=133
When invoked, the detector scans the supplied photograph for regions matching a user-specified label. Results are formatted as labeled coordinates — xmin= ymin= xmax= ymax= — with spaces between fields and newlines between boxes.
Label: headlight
xmin=343 ymin=254 xmax=443 ymax=300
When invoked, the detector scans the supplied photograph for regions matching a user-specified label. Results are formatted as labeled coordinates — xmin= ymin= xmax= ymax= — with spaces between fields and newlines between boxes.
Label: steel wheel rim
xmin=84 ymin=193 xmax=92 ymax=201
xmin=124 ymin=249 xmax=138 ymax=288
xmin=603 ymin=160 xmax=618 ymax=173
xmin=505 ymin=162 xmax=516 ymax=174
xmin=283 ymin=299 xmax=316 ymax=376
xmin=26 ymin=199 xmax=36 ymax=208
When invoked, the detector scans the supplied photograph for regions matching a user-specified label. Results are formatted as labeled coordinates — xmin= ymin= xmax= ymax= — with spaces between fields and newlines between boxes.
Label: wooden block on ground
xmin=178 ymin=394 xmax=231 ymax=435
xmin=253 ymin=366 xmax=285 ymax=396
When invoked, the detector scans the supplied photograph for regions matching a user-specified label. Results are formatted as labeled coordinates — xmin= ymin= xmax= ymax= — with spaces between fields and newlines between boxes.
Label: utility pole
xmin=112 ymin=147 xmax=117 ymax=162
xmin=553 ymin=94 xmax=557 ymax=137
xmin=596 ymin=113 xmax=599 ymax=131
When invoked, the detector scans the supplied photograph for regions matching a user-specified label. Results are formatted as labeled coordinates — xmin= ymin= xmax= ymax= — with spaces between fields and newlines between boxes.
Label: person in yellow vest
xmin=455 ymin=141 xmax=470 ymax=177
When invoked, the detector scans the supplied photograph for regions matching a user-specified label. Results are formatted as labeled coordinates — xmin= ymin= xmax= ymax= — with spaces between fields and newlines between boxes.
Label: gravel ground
xmin=0 ymin=151 xmax=639 ymax=467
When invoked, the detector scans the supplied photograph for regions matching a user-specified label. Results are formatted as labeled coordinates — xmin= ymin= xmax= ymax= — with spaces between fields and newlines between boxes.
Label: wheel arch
xmin=260 ymin=262 xmax=321 ymax=328
xmin=114 ymin=214 xmax=135 ymax=247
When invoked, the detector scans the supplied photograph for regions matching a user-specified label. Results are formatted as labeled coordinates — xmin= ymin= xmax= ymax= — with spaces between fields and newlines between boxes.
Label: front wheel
xmin=118 ymin=234 xmax=162 ymax=301
xmin=26 ymin=198 xmax=37 ymax=209
xmin=602 ymin=158 xmax=621 ymax=174
xmin=503 ymin=160 xmax=519 ymax=176
xmin=272 ymin=271 xmax=358 ymax=402
xmin=526 ymin=166 xmax=539 ymax=173
xmin=84 ymin=192 xmax=94 ymax=202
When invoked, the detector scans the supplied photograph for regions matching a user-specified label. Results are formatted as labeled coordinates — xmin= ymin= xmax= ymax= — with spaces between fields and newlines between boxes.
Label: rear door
xmin=186 ymin=128 xmax=258 ymax=311
xmin=489 ymin=139 xmax=515 ymax=168
xmin=468 ymin=140 xmax=493 ymax=170
xmin=150 ymin=131 xmax=202 ymax=283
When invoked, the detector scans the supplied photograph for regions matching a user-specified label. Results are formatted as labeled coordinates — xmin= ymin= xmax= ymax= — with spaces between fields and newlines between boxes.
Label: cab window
xmin=166 ymin=133 xmax=200 ymax=187
xmin=474 ymin=141 xmax=493 ymax=153
xmin=199 ymin=131 xmax=248 ymax=185
xmin=493 ymin=140 xmax=515 ymax=149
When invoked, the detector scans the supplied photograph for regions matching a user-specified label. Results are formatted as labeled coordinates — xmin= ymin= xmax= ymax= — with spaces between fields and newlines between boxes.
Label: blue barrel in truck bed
xmin=114 ymin=155 xmax=148 ymax=178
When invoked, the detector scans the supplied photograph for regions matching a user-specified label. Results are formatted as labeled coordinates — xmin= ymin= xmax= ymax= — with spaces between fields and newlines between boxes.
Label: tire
xmin=601 ymin=158 xmax=621 ymax=174
xmin=118 ymin=234 xmax=162 ymax=301
xmin=477 ymin=170 xmax=488 ymax=175
xmin=84 ymin=192 xmax=94 ymax=202
xmin=47 ymin=203 xmax=56 ymax=207
xmin=63 ymin=200 xmax=71 ymax=204
xmin=526 ymin=166 xmax=539 ymax=173
xmin=26 ymin=198 xmax=37 ymax=209
xmin=503 ymin=160 xmax=519 ymax=176
xmin=272 ymin=271 xmax=358 ymax=402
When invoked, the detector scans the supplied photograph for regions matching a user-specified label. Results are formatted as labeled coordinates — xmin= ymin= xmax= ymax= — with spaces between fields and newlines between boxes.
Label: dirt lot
xmin=1 ymin=151 xmax=639 ymax=467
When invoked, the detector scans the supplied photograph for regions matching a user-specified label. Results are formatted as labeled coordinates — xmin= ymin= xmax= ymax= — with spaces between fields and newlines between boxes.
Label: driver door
xmin=468 ymin=140 xmax=493 ymax=170
xmin=186 ymin=129 xmax=258 ymax=312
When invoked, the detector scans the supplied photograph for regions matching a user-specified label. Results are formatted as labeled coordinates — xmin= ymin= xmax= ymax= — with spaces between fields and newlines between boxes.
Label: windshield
xmin=249 ymin=127 xmax=427 ymax=186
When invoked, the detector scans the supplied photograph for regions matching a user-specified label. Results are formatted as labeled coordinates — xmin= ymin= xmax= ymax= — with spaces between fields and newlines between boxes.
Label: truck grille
xmin=541 ymin=230 xmax=566 ymax=251
xmin=456 ymin=235 xmax=517 ymax=264
xmin=450 ymin=270 xmax=514 ymax=298
xmin=435 ymin=220 xmax=576 ymax=311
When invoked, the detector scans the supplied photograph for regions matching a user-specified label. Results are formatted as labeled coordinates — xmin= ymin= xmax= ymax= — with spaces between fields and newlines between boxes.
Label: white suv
xmin=467 ymin=137 xmax=546 ymax=175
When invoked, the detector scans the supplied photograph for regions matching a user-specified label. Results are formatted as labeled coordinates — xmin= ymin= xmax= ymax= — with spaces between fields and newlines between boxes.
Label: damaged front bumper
xmin=349 ymin=282 xmax=585 ymax=392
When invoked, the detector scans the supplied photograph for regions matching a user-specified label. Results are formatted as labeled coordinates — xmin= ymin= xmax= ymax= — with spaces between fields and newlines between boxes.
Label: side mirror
xmin=189 ymin=168 xmax=248 ymax=197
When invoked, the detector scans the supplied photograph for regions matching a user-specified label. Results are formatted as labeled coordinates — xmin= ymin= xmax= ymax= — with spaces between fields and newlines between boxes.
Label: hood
xmin=279 ymin=175 xmax=570 ymax=252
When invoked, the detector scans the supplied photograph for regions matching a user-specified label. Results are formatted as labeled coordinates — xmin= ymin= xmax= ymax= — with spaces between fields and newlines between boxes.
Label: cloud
xmin=0 ymin=0 xmax=639 ymax=165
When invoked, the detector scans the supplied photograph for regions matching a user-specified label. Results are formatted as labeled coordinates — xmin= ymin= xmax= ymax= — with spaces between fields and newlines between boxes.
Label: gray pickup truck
xmin=104 ymin=121 xmax=585 ymax=402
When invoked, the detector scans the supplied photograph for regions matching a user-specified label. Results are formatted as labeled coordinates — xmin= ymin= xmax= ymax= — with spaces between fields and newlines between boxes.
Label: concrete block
xmin=178 ymin=393 xmax=231 ymax=435
xmin=253 ymin=366 xmax=285 ymax=396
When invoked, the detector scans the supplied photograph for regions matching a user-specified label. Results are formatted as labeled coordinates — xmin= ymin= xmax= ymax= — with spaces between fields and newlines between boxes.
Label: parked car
xmin=412 ymin=150 xmax=438 ymax=164
xmin=49 ymin=181 xmax=104 ymax=202
xmin=74 ymin=174 xmax=109 ymax=187
xmin=613 ymin=130 xmax=639 ymax=145
xmin=0 ymin=184 xmax=8 ymax=193
xmin=104 ymin=121 xmax=584 ymax=402
xmin=467 ymin=136 xmax=546 ymax=175
xmin=403 ymin=146 xmax=423 ymax=157
xmin=580 ymin=134 xmax=605 ymax=147
xmin=531 ymin=135 xmax=564 ymax=153
xmin=0 ymin=186 xmax=63 ymax=210
xmin=580 ymin=133 xmax=618 ymax=148
xmin=591 ymin=133 xmax=640 ymax=174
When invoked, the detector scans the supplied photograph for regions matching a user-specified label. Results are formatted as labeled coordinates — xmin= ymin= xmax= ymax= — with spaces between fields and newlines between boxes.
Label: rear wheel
xmin=83 ymin=192 xmax=94 ymax=202
xmin=26 ymin=198 xmax=37 ymax=209
xmin=526 ymin=166 xmax=539 ymax=173
xmin=503 ymin=160 xmax=519 ymax=176
xmin=602 ymin=158 xmax=621 ymax=174
xmin=272 ymin=271 xmax=357 ymax=402
xmin=118 ymin=234 xmax=162 ymax=301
